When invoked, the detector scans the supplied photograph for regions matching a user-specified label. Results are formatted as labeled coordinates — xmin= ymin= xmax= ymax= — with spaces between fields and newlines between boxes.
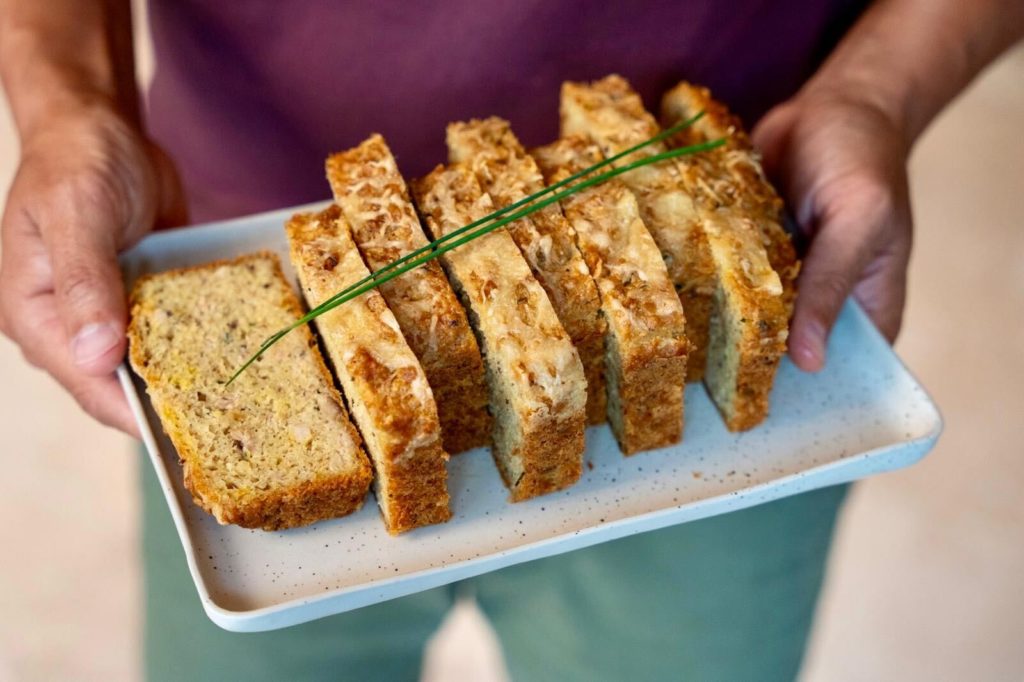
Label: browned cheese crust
xmin=127 ymin=252 xmax=374 ymax=531
xmin=660 ymin=81 xmax=800 ymax=314
xmin=286 ymin=208 xmax=451 ymax=534
xmin=446 ymin=118 xmax=607 ymax=424
xmin=560 ymin=75 xmax=716 ymax=382
xmin=326 ymin=134 xmax=491 ymax=453
xmin=532 ymin=137 xmax=689 ymax=454
xmin=411 ymin=165 xmax=586 ymax=501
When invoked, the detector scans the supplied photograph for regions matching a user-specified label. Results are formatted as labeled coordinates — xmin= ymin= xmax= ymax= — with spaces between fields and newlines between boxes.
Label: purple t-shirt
xmin=146 ymin=1 xmax=866 ymax=223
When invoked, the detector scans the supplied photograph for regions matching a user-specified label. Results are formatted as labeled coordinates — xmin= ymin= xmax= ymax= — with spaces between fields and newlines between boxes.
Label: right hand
xmin=0 ymin=101 xmax=186 ymax=435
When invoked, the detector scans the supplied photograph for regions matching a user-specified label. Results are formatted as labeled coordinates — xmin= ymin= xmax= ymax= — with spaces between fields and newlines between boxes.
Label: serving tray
xmin=118 ymin=202 xmax=942 ymax=632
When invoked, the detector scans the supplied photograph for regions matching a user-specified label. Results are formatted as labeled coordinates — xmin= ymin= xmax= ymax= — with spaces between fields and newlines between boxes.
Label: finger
xmin=37 ymin=177 xmax=133 ymax=376
xmin=4 ymin=283 xmax=140 ymax=436
xmin=851 ymin=234 xmax=911 ymax=343
xmin=788 ymin=210 xmax=877 ymax=372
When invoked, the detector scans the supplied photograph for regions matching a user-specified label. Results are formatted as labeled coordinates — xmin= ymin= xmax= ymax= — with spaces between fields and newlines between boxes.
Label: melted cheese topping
xmin=286 ymin=208 xmax=438 ymax=463
xmin=327 ymin=135 xmax=468 ymax=365
xmin=414 ymin=165 xmax=585 ymax=419
xmin=560 ymin=76 xmax=714 ymax=292
xmin=446 ymin=118 xmax=600 ymax=337
xmin=532 ymin=138 xmax=688 ymax=364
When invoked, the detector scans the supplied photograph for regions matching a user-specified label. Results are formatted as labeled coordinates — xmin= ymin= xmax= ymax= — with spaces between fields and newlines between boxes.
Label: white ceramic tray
xmin=118 ymin=202 xmax=942 ymax=632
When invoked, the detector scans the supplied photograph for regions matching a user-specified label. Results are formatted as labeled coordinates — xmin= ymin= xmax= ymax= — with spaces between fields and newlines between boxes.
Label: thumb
xmin=44 ymin=188 xmax=132 ymax=376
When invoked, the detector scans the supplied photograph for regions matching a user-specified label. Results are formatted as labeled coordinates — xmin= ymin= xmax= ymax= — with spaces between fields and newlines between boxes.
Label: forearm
xmin=805 ymin=0 xmax=1024 ymax=149
xmin=0 ymin=0 xmax=137 ymax=141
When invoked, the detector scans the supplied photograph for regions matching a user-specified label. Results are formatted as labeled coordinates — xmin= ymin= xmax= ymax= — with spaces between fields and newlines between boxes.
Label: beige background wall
xmin=0 ymin=11 xmax=1020 ymax=680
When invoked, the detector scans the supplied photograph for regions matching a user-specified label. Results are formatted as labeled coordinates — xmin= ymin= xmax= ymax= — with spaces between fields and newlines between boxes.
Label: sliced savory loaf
xmin=127 ymin=252 xmax=373 ymax=531
xmin=285 ymin=207 xmax=451 ymax=534
xmin=531 ymin=137 xmax=689 ymax=454
xmin=411 ymin=164 xmax=586 ymax=502
xmin=660 ymin=81 xmax=799 ymax=313
xmin=560 ymin=74 xmax=715 ymax=382
xmin=446 ymin=118 xmax=607 ymax=425
xmin=326 ymin=134 xmax=491 ymax=453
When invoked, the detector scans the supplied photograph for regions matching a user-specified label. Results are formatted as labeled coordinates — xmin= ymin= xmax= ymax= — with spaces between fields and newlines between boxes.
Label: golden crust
xmin=560 ymin=75 xmax=716 ymax=382
xmin=127 ymin=252 xmax=374 ymax=531
xmin=326 ymin=135 xmax=491 ymax=453
xmin=411 ymin=164 xmax=586 ymax=502
xmin=660 ymin=81 xmax=799 ymax=313
xmin=531 ymin=137 xmax=689 ymax=454
xmin=286 ymin=208 xmax=451 ymax=534
xmin=446 ymin=118 xmax=607 ymax=424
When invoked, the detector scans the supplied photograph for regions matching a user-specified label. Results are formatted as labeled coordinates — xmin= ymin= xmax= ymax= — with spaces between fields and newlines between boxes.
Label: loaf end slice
xmin=286 ymin=208 xmax=451 ymax=533
xmin=127 ymin=252 xmax=373 ymax=531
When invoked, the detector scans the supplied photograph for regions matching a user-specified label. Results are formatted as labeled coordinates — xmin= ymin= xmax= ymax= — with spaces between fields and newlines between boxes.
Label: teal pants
xmin=143 ymin=463 xmax=847 ymax=681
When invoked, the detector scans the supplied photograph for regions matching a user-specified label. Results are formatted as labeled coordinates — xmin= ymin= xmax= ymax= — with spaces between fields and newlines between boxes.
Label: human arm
xmin=752 ymin=0 xmax=1024 ymax=371
xmin=0 ymin=0 xmax=186 ymax=433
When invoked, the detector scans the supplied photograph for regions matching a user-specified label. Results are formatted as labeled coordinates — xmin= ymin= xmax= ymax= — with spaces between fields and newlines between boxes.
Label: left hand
xmin=752 ymin=85 xmax=913 ymax=372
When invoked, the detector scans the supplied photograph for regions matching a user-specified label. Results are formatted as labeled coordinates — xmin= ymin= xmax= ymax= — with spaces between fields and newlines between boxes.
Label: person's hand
xmin=752 ymin=86 xmax=913 ymax=372
xmin=0 ymin=101 xmax=186 ymax=434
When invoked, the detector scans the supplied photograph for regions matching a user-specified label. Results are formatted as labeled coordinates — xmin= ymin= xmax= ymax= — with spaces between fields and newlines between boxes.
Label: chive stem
xmin=226 ymin=128 xmax=722 ymax=385
xmin=277 ymin=111 xmax=706 ymax=328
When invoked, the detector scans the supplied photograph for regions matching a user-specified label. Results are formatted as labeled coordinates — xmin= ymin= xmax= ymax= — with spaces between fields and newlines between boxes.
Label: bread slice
xmin=446 ymin=118 xmax=607 ymax=425
xmin=326 ymin=134 xmax=491 ymax=453
xmin=531 ymin=137 xmax=689 ymax=454
xmin=560 ymin=75 xmax=715 ymax=382
xmin=127 ymin=252 xmax=373 ymax=531
xmin=285 ymin=207 xmax=451 ymax=534
xmin=699 ymin=209 xmax=788 ymax=431
xmin=660 ymin=81 xmax=799 ymax=313
xmin=660 ymin=82 xmax=795 ymax=430
xmin=411 ymin=164 xmax=586 ymax=501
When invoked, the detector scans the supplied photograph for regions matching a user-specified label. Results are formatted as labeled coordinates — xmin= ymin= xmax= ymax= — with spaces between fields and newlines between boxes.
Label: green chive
xmin=226 ymin=127 xmax=722 ymax=385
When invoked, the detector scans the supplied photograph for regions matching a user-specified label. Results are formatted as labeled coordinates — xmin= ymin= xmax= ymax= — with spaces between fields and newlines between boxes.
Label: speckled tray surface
xmin=119 ymin=203 xmax=942 ymax=632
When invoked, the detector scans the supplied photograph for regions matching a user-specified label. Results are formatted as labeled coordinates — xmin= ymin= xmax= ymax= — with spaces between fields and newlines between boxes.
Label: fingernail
xmin=792 ymin=325 xmax=825 ymax=371
xmin=72 ymin=323 xmax=120 ymax=367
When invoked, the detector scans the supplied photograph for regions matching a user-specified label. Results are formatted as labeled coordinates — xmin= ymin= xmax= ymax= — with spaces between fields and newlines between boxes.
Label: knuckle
xmin=804 ymin=271 xmax=851 ymax=316
xmin=817 ymin=275 xmax=851 ymax=308
xmin=56 ymin=261 xmax=104 ymax=308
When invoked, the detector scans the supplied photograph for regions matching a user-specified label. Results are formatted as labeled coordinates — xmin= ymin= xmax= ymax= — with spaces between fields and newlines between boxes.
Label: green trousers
xmin=143 ymin=462 xmax=847 ymax=681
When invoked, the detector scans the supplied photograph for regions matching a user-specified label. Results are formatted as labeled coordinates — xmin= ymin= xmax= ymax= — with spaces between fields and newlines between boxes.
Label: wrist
xmin=0 ymin=4 xmax=139 ymax=143
xmin=16 ymin=86 xmax=137 ymax=154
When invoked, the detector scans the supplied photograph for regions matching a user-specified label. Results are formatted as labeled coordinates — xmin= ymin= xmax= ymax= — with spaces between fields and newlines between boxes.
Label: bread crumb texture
xmin=127 ymin=252 xmax=373 ymax=530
